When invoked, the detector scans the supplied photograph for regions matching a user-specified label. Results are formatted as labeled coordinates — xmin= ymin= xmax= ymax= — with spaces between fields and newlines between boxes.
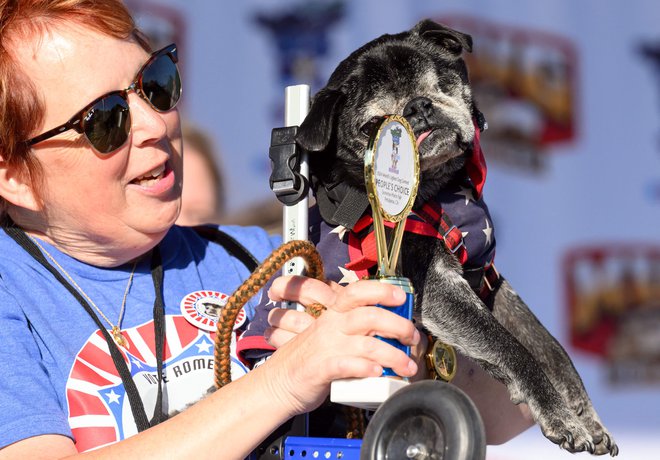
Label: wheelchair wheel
xmin=360 ymin=380 xmax=486 ymax=460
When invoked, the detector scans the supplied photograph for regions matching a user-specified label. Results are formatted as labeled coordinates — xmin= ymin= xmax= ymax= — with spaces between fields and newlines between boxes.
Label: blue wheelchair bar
xmin=283 ymin=436 xmax=362 ymax=459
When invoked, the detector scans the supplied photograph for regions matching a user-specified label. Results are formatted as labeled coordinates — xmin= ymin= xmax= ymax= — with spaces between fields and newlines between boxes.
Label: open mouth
xmin=131 ymin=163 xmax=168 ymax=187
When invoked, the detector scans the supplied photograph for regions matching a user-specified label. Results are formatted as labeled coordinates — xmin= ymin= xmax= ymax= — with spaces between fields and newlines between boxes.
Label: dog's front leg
xmin=490 ymin=280 xmax=617 ymax=455
xmin=403 ymin=241 xmax=595 ymax=453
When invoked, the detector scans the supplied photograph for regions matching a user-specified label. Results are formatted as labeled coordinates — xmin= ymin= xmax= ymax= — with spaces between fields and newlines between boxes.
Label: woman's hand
xmin=260 ymin=276 xmax=420 ymax=417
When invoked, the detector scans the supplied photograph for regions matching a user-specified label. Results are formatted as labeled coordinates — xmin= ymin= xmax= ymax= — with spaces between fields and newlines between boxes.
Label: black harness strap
xmin=314 ymin=180 xmax=370 ymax=230
xmin=193 ymin=225 xmax=259 ymax=272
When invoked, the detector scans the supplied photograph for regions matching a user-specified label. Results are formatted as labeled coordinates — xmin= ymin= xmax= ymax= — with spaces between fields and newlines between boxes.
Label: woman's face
xmin=14 ymin=25 xmax=183 ymax=262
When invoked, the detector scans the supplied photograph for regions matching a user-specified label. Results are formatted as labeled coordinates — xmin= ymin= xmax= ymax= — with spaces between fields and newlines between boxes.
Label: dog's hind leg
xmin=490 ymin=280 xmax=617 ymax=455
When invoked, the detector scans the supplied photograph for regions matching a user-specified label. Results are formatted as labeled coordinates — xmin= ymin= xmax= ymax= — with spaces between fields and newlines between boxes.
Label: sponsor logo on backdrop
xmin=254 ymin=0 xmax=345 ymax=121
xmin=436 ymin=16 xmax=578 ymax=173
xmin=563 ymin=245 xmax=660 ymax=385
xmin=639 ymin=41 xmax=660 ymax=203
xmin=125 ymin=0 xmax=186 ymax=52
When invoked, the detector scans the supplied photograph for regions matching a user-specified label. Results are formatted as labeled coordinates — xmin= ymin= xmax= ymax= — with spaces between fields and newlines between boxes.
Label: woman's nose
xmin=127 ymin=91 xmax=169 ymax=147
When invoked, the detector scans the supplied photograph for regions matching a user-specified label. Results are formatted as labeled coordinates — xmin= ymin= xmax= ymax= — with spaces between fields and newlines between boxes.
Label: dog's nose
xmin=402 ymin=97 xmax=434 ymax=126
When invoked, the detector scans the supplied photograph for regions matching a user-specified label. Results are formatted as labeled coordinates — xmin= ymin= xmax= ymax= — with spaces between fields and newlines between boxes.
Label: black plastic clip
xmin=269 ymin=126 xmax=309 ymax=206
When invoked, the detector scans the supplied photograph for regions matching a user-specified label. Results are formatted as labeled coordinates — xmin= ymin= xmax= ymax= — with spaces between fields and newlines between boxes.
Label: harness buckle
xmin=442 ymin=225 xmax=464 ymax=254
xmin=483 ymin=264 xmax=500 ymax=292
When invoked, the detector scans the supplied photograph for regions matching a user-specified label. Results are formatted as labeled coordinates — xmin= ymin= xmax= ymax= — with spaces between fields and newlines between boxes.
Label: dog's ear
xmin=413 ymin=19 xmax=473 ymax=55
xmin=473 ymin=105 xmax=487 ymax=132
xmin=296 ymin=88 xmax=345 ymax=152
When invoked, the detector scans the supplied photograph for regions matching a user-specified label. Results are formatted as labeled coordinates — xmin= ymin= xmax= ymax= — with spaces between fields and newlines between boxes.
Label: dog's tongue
xmin=416 ymin=130 xmax=432 ymax=147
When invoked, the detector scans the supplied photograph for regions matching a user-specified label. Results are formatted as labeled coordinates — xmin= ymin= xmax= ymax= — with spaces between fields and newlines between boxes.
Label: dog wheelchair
xmin=234 ymin=85 xmax=487 ymax=460
xmin=254 ymin=379 xmax=485 ymax=460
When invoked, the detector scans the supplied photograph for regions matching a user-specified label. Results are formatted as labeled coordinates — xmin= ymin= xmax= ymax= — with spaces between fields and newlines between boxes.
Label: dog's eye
xmin=360 ymin=116 xmax=383 ymax=137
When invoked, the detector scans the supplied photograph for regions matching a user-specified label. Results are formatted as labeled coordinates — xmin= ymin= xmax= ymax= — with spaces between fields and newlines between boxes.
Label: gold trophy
xmin=365 ymin=116 xmax=418 ymax=277
xmin=330 ymin=115 xmax=420 ymax=409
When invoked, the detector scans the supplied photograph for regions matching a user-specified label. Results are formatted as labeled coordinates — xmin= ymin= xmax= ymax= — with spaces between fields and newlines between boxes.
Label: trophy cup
xmin=330 ymin=114 xmax=420 ymax=410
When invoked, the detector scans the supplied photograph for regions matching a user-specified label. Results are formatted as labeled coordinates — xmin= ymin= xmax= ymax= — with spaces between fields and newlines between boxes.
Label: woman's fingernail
xmin=264 ymin=328 xmax=272 ymax=344
xmin=412 ymin=328 xmax=420 ymax=345
xmin=407 ymin=360 xmax=418 ymax=376
xmin=393 ymin=288 xmax=406 ymax=303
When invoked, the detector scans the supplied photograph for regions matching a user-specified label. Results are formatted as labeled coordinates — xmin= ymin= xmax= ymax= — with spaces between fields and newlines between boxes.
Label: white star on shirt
xmin=482 ymin=219 xmax=493 ymax=247
xmin=196 ymin=339 xmax=212 ymax=353
xmin=266 ymin=298 xmax=278 ymax=308
xmin=338 ymin=266 xmax=360 ymax=285
xmin=329 ymin=225 xmax=348 ymax=240
xmin=455 ymin=186 xmax=475 ymax=205
xmin=106 ymin=390 xmax=121 ymax=404
xmin=131 ymin=358 xmax=143 ymax=369
xmin=462 ymin=231 xmax=469 ymax=239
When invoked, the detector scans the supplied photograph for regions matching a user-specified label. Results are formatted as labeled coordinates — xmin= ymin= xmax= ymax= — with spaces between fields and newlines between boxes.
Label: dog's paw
xmin=574 ymin=404 xmax=618 ymax=456
xmin=585 ymin=422 xmax=618 ymax=456
xmin=592 ymin=432 xmax=619 ymax=457
xmin=538 ymin=410 xmax=596 ymax=454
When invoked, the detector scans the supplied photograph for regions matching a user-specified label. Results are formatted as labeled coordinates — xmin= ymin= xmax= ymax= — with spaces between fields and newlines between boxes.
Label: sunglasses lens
xmin=83 ymin=94 xmax=131 ymax=154
xmin=141 ymin=52 xmax=181 ymax=112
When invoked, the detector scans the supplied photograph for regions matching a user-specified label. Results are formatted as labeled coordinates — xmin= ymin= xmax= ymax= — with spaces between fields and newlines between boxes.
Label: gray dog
xmin=295 ymin=19 xmax=617 ymax=456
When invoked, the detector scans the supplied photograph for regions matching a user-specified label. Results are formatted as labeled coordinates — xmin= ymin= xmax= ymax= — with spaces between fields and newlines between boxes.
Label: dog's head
xmin=297 ymin=19 xmax=485 ymax=207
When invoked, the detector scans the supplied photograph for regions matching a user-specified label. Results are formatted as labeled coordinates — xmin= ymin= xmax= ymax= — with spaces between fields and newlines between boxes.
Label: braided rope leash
xmin=214 ymin=240 xmax=325 ymax=388
xmin=212 ymin=239 xmax=365 ymax=438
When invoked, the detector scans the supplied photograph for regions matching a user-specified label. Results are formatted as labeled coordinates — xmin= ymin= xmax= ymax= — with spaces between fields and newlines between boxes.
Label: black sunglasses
xmin=27 ymin=43 xmax=182 ymax=154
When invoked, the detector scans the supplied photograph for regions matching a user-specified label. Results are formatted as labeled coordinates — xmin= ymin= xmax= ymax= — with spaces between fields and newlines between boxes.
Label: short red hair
xmin=0 ymin=0 xmax=144 ymax=217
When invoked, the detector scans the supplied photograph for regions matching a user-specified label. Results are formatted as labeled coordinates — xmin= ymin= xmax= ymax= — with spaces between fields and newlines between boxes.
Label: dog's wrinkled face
xmin=297 ymin=20 xmax=483 ymax=201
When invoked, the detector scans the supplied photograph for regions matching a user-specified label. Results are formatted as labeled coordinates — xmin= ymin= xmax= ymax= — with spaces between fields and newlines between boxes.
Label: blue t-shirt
xmin=0 ymin=224 xmax=281 ymax=452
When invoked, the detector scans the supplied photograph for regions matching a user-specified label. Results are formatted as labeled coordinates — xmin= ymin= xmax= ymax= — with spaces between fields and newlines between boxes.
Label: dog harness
xmin=310 ymin=126 xmax=501 ymax=308
xmin=310 ymin=178 xmax=501 ymax=309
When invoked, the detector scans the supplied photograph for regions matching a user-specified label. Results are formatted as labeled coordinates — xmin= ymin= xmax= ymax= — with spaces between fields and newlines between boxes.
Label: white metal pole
xmin=283 ymin=84 xmax=310 ymax=311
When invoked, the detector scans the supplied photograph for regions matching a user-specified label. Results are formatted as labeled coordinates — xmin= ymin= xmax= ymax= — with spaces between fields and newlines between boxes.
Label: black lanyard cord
xmin=4 ymin=223 xmax=165 ymax=432
xmin=149 ymin=247 xmax=166 ymax=427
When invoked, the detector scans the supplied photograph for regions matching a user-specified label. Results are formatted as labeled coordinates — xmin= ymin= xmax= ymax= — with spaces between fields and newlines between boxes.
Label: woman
xmin=0 ymin=1 xmax=531 ymax=458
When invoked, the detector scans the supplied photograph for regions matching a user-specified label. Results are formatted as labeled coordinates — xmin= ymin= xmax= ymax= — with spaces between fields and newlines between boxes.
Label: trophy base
xmin=330 ymin=377 xmax=410 ymax=410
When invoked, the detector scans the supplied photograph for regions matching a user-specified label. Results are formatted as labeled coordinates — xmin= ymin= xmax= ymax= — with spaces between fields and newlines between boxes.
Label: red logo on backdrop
xmin=435 ymin=15 xmax=578 ymax=173
xmin=563 ymin=244 xmax=660 ymax=385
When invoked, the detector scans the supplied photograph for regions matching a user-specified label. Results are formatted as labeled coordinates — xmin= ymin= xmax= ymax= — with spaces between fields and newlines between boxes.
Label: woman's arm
xmin=0 ymin=362 xmax=305 ymax=460
xmin=1 ymin=277 xmax=418 ymax=460
xmin=451 ymin=351 xmax=535 ymax=445
xmin=409 ymin=334 xmax=535 ymax=445
xmin=271 ymin=285 xmax=535 ymax=448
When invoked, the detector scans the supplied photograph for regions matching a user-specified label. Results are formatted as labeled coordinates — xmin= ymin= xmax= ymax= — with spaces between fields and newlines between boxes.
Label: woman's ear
xmin=0 ymin=156 xmax=40 ymax=211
